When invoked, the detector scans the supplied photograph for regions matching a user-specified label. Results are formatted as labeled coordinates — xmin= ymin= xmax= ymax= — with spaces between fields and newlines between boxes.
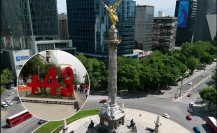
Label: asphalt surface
xmin=81 ymin=64 xmax=215 ymax=133
xmin=1 ymin=87 xmax=41 ymax=133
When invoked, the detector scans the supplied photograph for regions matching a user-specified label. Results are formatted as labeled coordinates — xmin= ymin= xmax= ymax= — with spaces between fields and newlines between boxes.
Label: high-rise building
xmin=153 ymin=17 xmax=177 ymax=50
xmin=58 ymin=13 xmax=69 ymax=39
xmin=108 ymin=0 xmax=136 ymax=55
xmin=175 ymin=0 xmax=197 ymax=46
xmin=67 ymin=0 xmax=107 ymax=59
xmin=134 ymin=5 xmax=154 ymax=51
xmin=1 ymin=0 xmax=60 ymax=50
xmin=1 ymin=0 xmax=75 ymax=77
xmin=67 ymin=0 xmax=135 ymax=58
xmin=193 ymin=0 xmax=216 ymax=42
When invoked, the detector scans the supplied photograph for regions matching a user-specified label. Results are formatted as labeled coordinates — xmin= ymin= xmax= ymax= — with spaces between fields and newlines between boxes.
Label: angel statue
xmin=101 ymin=0 xmax=122 ymax=29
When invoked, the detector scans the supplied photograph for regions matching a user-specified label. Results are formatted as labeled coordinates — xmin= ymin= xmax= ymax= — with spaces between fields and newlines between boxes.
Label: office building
xmin=153 ymin=17 xmax=177 ymax=50
xmin=67 ymin=0 xmax=136 ymax=58
xmin=67 ymin=0 xmax=107 ymax=59
xmin=134 ymin=5 xmax=154 ymax=51
xmin=1 ymin=0 xmax=75 ymax=77
xmin=108 ymin=0 xmax=136 ymax=55
xmin=175 ymin=0 xmax=197 ymax=46
xmin=58 ymin=13 xmax=69 ymax=39
xmin=194 ymin=0 xmax=216 ymax=41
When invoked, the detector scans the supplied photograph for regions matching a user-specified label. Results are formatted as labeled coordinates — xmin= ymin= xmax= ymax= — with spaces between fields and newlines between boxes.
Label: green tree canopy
xmin=200 ymin=86 xmax=217 ymax=104
xmin=0 ymin=68 xmax=14 ymax=84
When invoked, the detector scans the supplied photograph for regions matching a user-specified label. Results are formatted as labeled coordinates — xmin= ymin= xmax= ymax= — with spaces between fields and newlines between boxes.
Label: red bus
xmin=6 ymin=110 xmax=32 ymax=127
xmin=206 ymin=117 xmax=217 ymax=133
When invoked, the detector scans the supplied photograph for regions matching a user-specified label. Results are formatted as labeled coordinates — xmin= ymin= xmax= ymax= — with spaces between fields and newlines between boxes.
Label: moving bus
xmin=206 ymin=117 xmax=217 ymax=133
xmin=6 ymin=110 xmax=32 ymax=127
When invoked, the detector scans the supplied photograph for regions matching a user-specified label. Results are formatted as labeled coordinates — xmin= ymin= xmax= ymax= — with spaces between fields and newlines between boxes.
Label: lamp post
xmin=179 ymin=78 xmax=183 ymax=97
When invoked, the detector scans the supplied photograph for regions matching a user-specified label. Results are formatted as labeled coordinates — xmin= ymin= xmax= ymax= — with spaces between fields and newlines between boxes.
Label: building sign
xmin=16 ymin=56 xmax=30 ymax=61
xmin=12 ymin=50 xmax=33 ymax=77
xmin=178 ymin=0 xmax=190 ymax=27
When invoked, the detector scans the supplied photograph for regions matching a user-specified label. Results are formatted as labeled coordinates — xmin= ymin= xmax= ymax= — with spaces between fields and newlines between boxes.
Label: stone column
xmin=106 ymin=28 xmax=121 ymax=107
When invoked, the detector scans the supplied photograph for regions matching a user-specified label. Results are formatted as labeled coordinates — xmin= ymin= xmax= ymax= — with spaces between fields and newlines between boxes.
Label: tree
xmin=186 ymin=57 xmax=199 ymax=75
xmin=200 ymin=86 xmax=217 ymax=110
xmin=0 ymin=68 xmax=14 ymax=85
xmin=76 ymin=54 xmax=108 ymax=91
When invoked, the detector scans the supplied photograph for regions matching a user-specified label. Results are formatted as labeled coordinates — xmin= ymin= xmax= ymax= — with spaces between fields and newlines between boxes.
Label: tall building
xmin=67 ymin=0 xmax=107 ymax=59
xmin=58 ymin=13 xmax=69 ymax=39
xmin=175 ymin=0 xmax=197 ymax=46
xmin=194 ymin=0 xmax=216 ymax=41
xmin=134 ymin=5 xmax=154 ymax=51
xmin=108 ymin=0 xmax=136 ymax=55
xmin=67 ymin=0 xmax=135 ymax=58
xmin=153 ymin=17 xmax=177 ymax=50
xmin=1 ymin=0 xmax=59 ymax=50
xmin=1 ymin=0 xmax=75 ymax=78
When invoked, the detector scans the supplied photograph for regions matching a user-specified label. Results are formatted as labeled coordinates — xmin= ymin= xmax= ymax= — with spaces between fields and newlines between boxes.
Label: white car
xmin=1 ymin=102 xmax=8 ymax=108
xmin=5 ymin=100 xmax=13 ymax=106
xmin=188 ymin=82 xmax=193 ymax=85
xmin=163 ymin=113 xmax=170 ymax=118
xmin=189 ymin=102 xmax=194 ymax=107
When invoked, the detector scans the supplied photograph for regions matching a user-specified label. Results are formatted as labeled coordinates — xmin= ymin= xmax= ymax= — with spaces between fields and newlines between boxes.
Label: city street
xmin=82 ymin=63 xmax=215 ymax=133
xmin=1 ymin=87 xmax=41 ymax=133
xmin=1 ymin=63 xmax=215 ymax=133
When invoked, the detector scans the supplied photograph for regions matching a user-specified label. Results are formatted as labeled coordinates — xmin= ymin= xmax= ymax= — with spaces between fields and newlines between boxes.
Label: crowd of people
xmin=76 ymin=84 xmax=89 ymax=99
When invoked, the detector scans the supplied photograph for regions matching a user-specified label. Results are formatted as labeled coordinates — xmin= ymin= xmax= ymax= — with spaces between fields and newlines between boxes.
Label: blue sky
xmin=57 ymin=0 xmax=176 ymax=16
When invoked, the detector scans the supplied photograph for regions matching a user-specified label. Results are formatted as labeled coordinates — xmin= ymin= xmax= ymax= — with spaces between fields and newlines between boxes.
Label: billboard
xmin=177 ymin=0 xmax=190 ymax=27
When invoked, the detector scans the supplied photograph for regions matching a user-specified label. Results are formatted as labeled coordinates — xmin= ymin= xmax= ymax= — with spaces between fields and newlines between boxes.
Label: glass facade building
xmin=1 ymin=0 xmax=59 ymax=50
xmin=67 ymin=0 xmax=135 ymax=57
xmin=67 ymin=0 xmax=107 ymax=56
xmin=175 ymin=0 xmax=197 ymax=46
xmin=108 ymin=0 xmax=136 ymax=55
xmin=134 ymin=5 xmax=154 ymax=51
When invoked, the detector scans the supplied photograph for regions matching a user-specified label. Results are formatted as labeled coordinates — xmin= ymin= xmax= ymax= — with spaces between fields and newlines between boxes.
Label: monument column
xmin=106 ymin=28 xmax=121 ymax=106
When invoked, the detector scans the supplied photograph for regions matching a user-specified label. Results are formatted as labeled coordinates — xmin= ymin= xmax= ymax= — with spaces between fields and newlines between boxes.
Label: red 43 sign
xmin=27 ymin=66 xmax=74 ymax=97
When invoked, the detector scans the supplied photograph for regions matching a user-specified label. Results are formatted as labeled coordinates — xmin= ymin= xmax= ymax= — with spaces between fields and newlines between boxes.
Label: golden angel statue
xmin=101 ymin=0 xmax=122 ymax=29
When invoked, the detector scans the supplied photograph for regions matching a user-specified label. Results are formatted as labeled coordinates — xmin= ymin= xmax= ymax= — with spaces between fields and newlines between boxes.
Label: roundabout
xmin=59 ymin=108 xmax=191 ymax=133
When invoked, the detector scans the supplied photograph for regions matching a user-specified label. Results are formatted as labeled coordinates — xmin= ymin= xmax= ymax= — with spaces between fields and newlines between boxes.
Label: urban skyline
xmin=57 ymin=0 xmax=176 ymax=16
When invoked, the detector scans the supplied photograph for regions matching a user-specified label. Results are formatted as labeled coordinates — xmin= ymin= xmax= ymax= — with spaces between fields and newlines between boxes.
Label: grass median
xmin=33 ymin=108 xmax=99 ymax=133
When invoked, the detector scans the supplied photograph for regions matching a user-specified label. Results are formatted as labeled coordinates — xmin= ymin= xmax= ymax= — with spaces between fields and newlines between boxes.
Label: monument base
xmin=87 ymin=123 xmax=137 ymax=133
xmin=87 ymin=103 xmax=137 ymax=133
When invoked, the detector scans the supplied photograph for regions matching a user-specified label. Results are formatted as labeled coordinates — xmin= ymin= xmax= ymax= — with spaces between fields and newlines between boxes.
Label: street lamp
xmin=179 ymin=78 xmax=183 ymax=97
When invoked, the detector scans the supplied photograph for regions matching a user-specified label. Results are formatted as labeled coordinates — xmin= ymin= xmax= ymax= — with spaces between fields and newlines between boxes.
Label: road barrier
xmin=20 ymin=97 xmax=75 ymax=105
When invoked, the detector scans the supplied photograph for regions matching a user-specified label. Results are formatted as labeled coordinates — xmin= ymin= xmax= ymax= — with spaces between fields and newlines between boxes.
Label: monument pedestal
xmin=99 ymin=104 xmax=125 ymax=129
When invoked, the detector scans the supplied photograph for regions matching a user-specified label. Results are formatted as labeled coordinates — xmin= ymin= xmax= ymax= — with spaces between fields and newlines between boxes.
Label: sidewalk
xmin=59 ymin=108 xmax=191 ymax=133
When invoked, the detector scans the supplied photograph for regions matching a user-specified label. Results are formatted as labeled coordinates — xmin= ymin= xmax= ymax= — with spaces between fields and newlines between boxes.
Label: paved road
xmin=81 ymin=64 xmax=215 ymax=133
xmin=1 ymin=87 xmax=40 ymax=133
xmin=1 ymin=63 xmax=215 ymax=133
